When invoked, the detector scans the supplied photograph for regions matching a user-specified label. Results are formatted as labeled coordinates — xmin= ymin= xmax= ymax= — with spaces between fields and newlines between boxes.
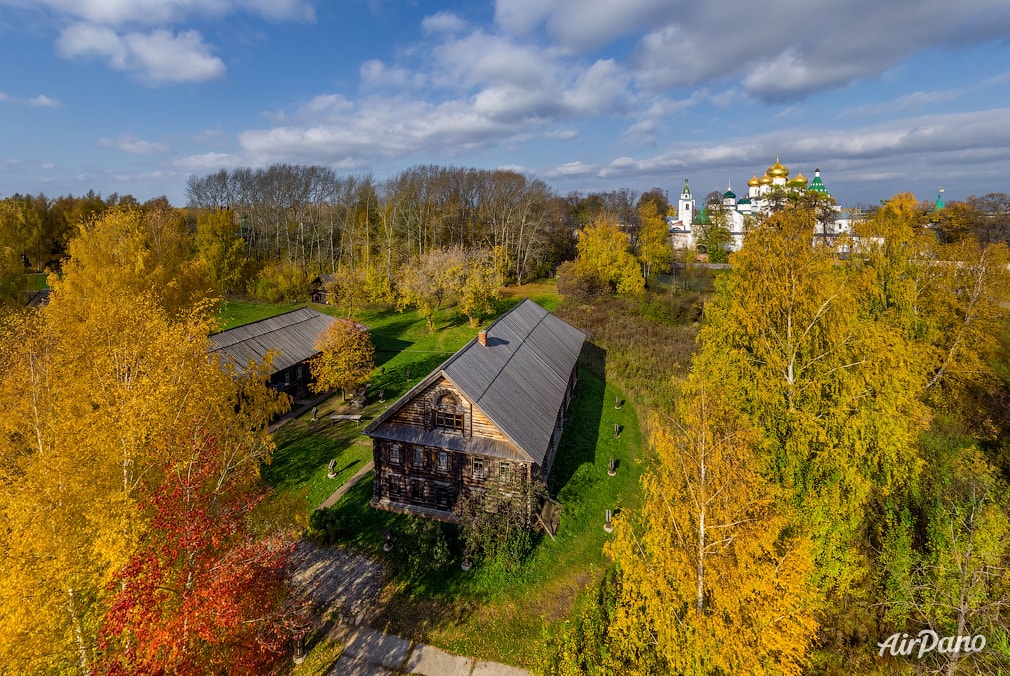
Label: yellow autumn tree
xmin=310 ymin=319 xmax=375 ymax=399
xmin=0 ymin=250 xmax=285 ymax=672
xmin=54 ymin=203 xmax=217 ymax=320
xmin=607 ymin=379 xmax=818 ymax=675
xmin=573 ymin=217 xmax=645 ymax=295
xmin=636 ymin=200 xmax=672 ymax=280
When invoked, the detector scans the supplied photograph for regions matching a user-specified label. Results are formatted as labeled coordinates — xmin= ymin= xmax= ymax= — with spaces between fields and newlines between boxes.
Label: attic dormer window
xmin=433 ymin=393 xmax=464 ymax=433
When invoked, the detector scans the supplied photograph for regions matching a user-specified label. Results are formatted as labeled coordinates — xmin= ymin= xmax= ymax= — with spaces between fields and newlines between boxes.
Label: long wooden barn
xmin=209 ymin=307 xmax=337 ymax=400
xmin=363 ymin=299 xmax=585 ymax=520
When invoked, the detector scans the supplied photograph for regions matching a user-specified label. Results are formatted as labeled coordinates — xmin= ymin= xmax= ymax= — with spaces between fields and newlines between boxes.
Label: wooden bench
xmin=328 ymin=414 xmax=364 ymax=428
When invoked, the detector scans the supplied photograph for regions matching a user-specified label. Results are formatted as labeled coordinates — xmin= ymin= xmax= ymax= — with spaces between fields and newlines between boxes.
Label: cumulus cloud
xmin=97 ymin=134 xmax=169 ymax=154
xmin=496 ymin=0 xmax=1010 ymax=101
xmin=58 ymin=23 xmax=225 ymax=84
xmin=422 ymin=11 xmax=468 ymax=35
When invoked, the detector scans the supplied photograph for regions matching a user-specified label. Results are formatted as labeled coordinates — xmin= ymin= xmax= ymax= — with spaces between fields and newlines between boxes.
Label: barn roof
xmin=209 ymin=307 xmax=337 ymax=375
xmin=365 ymin=299 xmax=585 ymax=465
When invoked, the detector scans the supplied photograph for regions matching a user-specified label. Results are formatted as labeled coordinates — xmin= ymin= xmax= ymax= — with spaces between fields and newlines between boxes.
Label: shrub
xmin=308 ymin=506 xmax=350 ymax=545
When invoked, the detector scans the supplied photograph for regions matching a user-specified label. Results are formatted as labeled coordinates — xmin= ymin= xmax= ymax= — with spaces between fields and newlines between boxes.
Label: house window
xmin=433 ymin=393 xmax=464 ymax=433
xmin=284 ymin=370 xmax=291 ymax=385
xmin=437 ymin=451 xmax=449 ymax=472
xmin=388 ymin=476 xmax=400 ymax=498
xmin=413 ymin=447 xmax=424 ymax=468
xmin=410 ymin=480 xmax=422 ymax=500
xmin=499 ymin=462 xmax=512 ymax=484
xmin=389 ymin=444 xmax=400 ymax=465
xmin=437 ymin=487 xmax=448 ymax=507
xmin=434 ymin=411 xmax=464 ymax=432
xmin=472 ymin=458 xmax=485 ymax=479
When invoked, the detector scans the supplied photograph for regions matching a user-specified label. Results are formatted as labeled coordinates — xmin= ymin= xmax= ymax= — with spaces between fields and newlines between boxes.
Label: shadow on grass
xmin=548 ymin=343 xmax=606 ymax=495
xmin=264 ymin=420 xmax=361 ymax=491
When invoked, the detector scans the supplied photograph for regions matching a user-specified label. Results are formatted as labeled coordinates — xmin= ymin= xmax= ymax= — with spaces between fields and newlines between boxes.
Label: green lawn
xmin=226 ymin=284 xmax=646 ymax=671
xmin=319 ymin=368 xmax=644 ymax=670
xmin=218 ymin=297 xmax=305 ymax=330
xmin=24 ymin=273 xmax=49 ymax=291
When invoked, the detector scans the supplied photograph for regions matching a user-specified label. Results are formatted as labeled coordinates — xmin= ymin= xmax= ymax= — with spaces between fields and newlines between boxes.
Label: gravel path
xmin=289 ymin=539 xmax=386 ymax=626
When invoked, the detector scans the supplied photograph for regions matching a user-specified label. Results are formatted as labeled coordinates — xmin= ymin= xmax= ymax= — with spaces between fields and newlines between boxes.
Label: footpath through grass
xmin=225 ymin=281 xmax=648 ymax=670
xmin=320 ymin=367 xmax=643 ymax=670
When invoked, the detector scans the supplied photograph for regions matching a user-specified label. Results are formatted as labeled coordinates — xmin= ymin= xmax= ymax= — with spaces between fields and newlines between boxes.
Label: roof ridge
xmin=209 ymin=305 xmax=313 ymax=337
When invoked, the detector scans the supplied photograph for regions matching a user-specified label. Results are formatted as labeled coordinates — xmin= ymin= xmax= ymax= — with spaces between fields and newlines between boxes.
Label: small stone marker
xmin=406 ymin=368 xmax=412 ymax=381
xmin=608 ymin=458 xmax=616 ymax=476
xmin=327 ymin=458 xmax=337 ymax=478
xmin=613 ymin=422 xmax=621 ymax=438
xmin=604 ymin=509 xmax=614 ymax=533
xmin=379 ymin=389 xmax=385 ymax=403
xmin=615 ymin=395 xmax=622 ymax=410
xmin=311 ymin=406 xmax=318 ymax=421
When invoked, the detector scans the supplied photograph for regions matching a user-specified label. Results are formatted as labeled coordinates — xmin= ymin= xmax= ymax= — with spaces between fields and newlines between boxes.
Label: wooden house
xmin=310 ymin=273 xmax=337 ymax=304
xmin=209 ymin=307 xmax=337 ymax=400
xmin=363 ymin=299 xmax=586 ymax=520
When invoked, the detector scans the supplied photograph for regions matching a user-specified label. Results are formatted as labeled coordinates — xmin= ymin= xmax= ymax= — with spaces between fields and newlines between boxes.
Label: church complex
xmin=667 ymin=158 xmax=854 ymax=252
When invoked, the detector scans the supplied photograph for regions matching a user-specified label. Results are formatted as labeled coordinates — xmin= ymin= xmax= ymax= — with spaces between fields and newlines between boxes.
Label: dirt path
xmin=319 ymin=461 xmax=375 ymax=509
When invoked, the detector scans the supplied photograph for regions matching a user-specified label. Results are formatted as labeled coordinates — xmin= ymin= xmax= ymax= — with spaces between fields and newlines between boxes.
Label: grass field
xmin=224 ymin=280 xmax=647 ymax=670
xmin=311 ymin=366 xmax=643 ymax=670
xmin=24 ymin=273 xmax=49 ymax=291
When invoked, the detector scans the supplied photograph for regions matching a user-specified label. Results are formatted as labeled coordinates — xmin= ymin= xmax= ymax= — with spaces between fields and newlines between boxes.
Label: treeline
xmin=186 ymin=164 xmax=580 ymax=289
xmin=545 ymin=193 xmax=1010 ymax=675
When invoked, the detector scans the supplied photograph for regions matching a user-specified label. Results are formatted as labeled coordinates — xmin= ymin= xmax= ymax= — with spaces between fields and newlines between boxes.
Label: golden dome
xmin=766 ymin=156 xmax=789 ymax=178
xmin=791 ymin=170 xmax=808 ymax=186
xmin=758 ymin=173 xmax=773 ymax=185
xmin=747 ymin=173 xmax=761 ymax=187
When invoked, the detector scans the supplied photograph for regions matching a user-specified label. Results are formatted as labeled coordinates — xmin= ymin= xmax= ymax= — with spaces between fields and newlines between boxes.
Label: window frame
xmin=472 ymin=457 xmax=485 ymax=479
xmin=437 ymin=450 xmax=449 ymax=472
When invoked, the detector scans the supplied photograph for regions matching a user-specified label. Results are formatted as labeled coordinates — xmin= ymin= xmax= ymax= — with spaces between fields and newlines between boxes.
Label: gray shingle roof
xmin=365 ymin=299 xmax=586 ymax=465
xmin=209 ymin=307 xmax=337 ymax=375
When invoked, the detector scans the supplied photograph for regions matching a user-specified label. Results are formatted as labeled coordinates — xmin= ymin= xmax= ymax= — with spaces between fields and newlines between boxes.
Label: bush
xmin=556 ymin=260 xmax=608 ymax=300
xmin=395 ymin=516 xmax=454 ymax=577
xmin=454 ymin=480 xmax=545 ymax=574
xmin=308 ymin=506 xmax=350 ymax=545
xmin=249 ymin=261 xmax=310 ymax=303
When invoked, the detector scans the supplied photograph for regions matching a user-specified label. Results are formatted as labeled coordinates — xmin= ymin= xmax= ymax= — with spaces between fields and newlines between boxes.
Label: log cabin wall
xmin=372 ymin=437 xmax=532 ymax=513
xmin=385 ymin=377 xmax=508 ymax=442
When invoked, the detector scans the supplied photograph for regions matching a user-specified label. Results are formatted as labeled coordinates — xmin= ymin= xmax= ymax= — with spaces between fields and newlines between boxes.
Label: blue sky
xmin=2 ymin=0 xmax=1010 ymax=207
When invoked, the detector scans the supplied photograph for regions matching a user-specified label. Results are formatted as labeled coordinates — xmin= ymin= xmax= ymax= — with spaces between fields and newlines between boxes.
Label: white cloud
xmin=544 ymin=128 xmax=578 ymax=140
xmin=0 ymin=92 xmax=8 ymax=102
xmin=545 ymin=161 xmax=597 ymax=177
xmin=422 ymin=11 xmax=468 ymax=35
xmin=28 ymin=94 xmax=61 ymax=107
xmin=360 ymin=60 xmax=424 ymax=90
xmin=58 ymin=23 xmax=225 ymax=84
xmin=98 ymin=134 xmax=169 ymax=154
xmin=173 ymin=152 xmax=244 ymax=171
xmin=495 ymin=0 xmax=1010 ymax=101
xmin=15 ymin=0 xmax=314 ymax=27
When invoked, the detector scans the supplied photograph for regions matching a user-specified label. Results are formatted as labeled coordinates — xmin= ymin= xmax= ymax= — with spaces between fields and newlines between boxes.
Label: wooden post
xmin=327 ymin=458 xmax=337 ymax=478
xmin=604 ymin=509 xmax=614 ymax=533
xmin=608 ymin=458 xmax=616 ymax=476
xmin=613 ymin=423 xmax=620 ymax=438
xmin=311 ymin=406 xmax=318 ymax=421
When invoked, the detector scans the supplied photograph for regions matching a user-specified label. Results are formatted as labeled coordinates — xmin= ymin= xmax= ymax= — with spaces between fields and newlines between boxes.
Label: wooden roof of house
xmin=364 ymin=299 xmax=586 ymax=465
xmin=209 ymin=307 xmax=337 ymax=376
